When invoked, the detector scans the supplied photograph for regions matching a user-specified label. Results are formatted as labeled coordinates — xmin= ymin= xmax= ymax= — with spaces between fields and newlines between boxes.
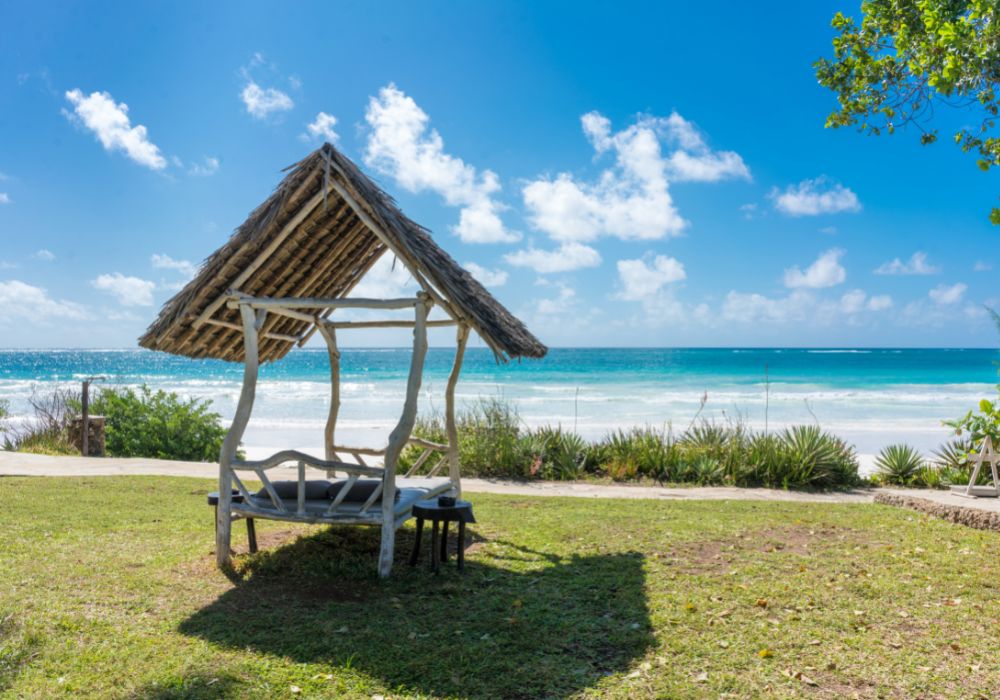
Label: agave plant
xmin=688 ymin=455 xmax=725 ymax=485
xmin=527 ymin=426 xmax=587 ymax=480
xmin=773 ymin=425 xmax=858 ymax=488
xmin=932 ymin=437 xmax=974 ymax=469
xmin=874 ymin=444 xmax=925 ymax=485
xmin=681 ymin=421 xmax=732 ymax=454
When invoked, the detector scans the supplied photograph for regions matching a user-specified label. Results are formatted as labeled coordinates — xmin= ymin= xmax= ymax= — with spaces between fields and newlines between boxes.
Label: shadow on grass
xmin=128 ymin=672 xmax=242 ymax=700
xmin=179 ymin=526 xmax=651 ymax=699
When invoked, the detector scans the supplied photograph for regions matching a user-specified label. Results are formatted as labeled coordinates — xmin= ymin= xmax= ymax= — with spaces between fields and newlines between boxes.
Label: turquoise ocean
xmin=1 ymin=348 xmax=997 ymax=467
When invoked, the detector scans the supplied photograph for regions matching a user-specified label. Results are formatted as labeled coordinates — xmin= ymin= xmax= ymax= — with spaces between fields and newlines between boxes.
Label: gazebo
xmin=139 ymin=143 xmax=546 ymax=576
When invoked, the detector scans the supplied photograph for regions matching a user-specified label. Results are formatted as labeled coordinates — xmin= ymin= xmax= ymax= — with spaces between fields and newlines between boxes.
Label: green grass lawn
xmin=2 ymin=477 xmax=999 ymax=699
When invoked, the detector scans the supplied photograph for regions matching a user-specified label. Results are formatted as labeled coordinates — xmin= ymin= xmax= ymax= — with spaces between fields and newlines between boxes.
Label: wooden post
xmin=445 ymin=324 xmax=469 ymax=497
xmin=81 ymin=379 xmax=90 ymax=457
xmin=217 ymin=304 xmax=264 ymax=567
xmin=379 ymin=293 xmax=430 ymax=577
xmin=317 ymin=322 xmax=341 ymax=467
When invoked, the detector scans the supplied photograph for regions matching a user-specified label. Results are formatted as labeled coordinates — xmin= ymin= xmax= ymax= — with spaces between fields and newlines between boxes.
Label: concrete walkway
xmin=5 ymin=451 xmax=1000 ymax=512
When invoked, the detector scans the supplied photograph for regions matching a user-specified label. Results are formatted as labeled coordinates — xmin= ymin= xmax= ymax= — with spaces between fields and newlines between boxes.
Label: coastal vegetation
xmin=403 ymin=397 xmax=862 ymax=489
xmin=3 ymin=475 xmax=1000 ymax=698
xmin=2 ymin=385 xmax=228 ymax=462
xmin=88 ymin=385 xmax=229 ymax=462
xmin=1 ymin=388 xmax=78 ymax=456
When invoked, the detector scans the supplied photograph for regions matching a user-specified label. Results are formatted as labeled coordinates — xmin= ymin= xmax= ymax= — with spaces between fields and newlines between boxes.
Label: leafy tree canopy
xmin=815 ymin=0 xmax=1000 ymax=223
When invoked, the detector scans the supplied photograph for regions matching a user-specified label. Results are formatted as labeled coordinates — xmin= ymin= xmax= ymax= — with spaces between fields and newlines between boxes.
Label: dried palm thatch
xmin=138 ymin=143 xmax=547 ymax=363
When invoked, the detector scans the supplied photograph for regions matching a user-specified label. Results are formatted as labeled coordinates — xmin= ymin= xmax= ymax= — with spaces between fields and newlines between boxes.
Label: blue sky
xmin=1 ymin=0 xmax=997 ymax=349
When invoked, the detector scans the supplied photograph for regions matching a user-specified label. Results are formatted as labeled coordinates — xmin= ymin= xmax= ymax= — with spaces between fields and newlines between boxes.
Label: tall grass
xmin=1 ymin=388 xmax=78 ymax=455
xmin=405 ymin=399 xmax=862 ymax=489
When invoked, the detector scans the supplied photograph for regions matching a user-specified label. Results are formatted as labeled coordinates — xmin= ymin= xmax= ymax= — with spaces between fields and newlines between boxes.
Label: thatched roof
xmin=138 ymin=143 xmax=547 ymax=364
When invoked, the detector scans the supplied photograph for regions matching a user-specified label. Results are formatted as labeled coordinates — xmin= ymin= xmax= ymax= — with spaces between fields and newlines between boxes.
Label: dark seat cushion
xmin=328 ymin=478 xmax=399 ymax=502
xmin=255 ymin=480 xmax=333 ymax=500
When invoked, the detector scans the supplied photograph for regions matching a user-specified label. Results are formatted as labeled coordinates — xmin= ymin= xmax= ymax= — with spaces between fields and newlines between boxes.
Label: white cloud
xmin=523 ymin=111 xmax=748 ymax=244
xmin=347 ymin=254 xmax=418 ymax=299
xmin=0 ymin=280 xmax=90 ymax=323
xmin=722 ymin=287 xmax=890 ymax=326
xmin=536 ymin=283 xmax=577 ymax=315
xmin=188 ymin=156 xmax=219 ymax=177
xmin=929 ymin=282 xmax=967 ymax=305
xmin=839 ymin=289 xmax=893 ymax=314
xmin=658 ymin=113 xmax=751 ymax=183
xmin=874 ymin=251 xmax=939 ymax=275
xmin=464 ymin=262 xmax=508 ymax=287
xmin=91 ymin=273 xmax=155 ymax=306
xmin=783 ymin=248 xmax=846 ymax=289
xmin=839 ymin=289 xmax=867 ymax=314
xmin=770 ymin=177 xmax=861 ymax=216
xmin=0 ymin=193 xmax=9 ymax=205
xmin=504 ymin=242 xmax=601 ymax=274
xmin=303 ymin=112 xmax=338 ymax=142
xmin=615 ymin=255 xmax=686 ymax=301
xmin=364 ymin=84 xmax=516 ymax=244
xmin=240 ymin=81 xmax=294 ymax=119
xmin=32 ymin=249 xmax=55 ymax=261
xmin=867 ymin=294 xmax=893 ymax=311
xmin=151 ymin=254 xmax=196 ymax=278
xmin=63 ymin=89 xmax=166 ymax=170
xmin=973 ymin=261 xmax=993 ymax=272
xmin=722 ymin=289 xmax=817 ymax=325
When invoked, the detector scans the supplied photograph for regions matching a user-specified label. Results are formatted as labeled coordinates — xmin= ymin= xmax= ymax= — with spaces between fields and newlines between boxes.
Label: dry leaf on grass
xmin=781 ymin=669 xmax=818 ymax=686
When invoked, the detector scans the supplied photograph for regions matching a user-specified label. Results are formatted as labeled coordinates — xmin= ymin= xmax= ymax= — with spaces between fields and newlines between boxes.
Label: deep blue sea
xmin=1 ymin=348 xmax=997 ymax=461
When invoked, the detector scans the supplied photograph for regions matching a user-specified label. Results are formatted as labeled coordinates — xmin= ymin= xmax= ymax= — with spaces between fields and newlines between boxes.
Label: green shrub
xmin=874 ymin=444 xmax=926 ymax=485
xmin=911 ymin=464 xmax=948 ymax=489
xmin=89 ymin=385 xmax=228 ymax=462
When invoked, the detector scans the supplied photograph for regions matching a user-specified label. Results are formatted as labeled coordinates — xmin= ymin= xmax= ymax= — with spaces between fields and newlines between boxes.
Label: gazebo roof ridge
xmin=138 ymin=142 xmax=547 ymax=364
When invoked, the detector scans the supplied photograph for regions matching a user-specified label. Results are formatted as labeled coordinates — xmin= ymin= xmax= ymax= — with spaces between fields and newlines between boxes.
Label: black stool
xmin=207 ymin=490 xmax=258 ymax=554
xmin=409 ymin=499 xmax=475 ymax=572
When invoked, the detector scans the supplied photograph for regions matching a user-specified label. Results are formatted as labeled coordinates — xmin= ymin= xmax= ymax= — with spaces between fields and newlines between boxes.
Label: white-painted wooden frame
xmin=963 ymin=435 xmax=999 ymax=497
xmin=214 ymin=291 xmax=468 ymax=578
